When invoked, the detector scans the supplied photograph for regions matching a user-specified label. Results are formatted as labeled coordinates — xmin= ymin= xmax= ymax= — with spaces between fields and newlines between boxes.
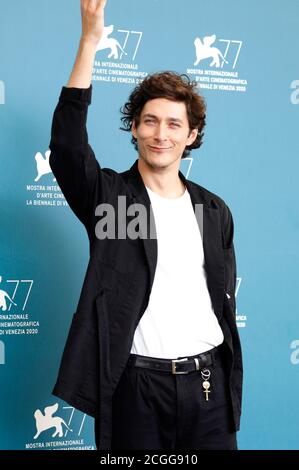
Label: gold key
xmin=202 ymin=380 xmax=211 ymax=401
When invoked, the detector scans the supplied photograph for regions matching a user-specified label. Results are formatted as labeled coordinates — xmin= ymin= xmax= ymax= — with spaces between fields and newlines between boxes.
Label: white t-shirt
xmin=130 ymin=185 xmax=224 ymax=359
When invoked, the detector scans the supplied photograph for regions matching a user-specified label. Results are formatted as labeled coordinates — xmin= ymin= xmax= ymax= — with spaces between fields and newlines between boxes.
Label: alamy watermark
xmin=290 ymin=339 xmax=299 ymax=365
xmin=0 ymin=340 xmax=5 ymax=364
xmin=0 ymin=81 xmax=5 ymax=105
xmin=94 ymin=196 xmax=204 ymax=240
xmin=290 ymin=80 xmax=299 ymax=104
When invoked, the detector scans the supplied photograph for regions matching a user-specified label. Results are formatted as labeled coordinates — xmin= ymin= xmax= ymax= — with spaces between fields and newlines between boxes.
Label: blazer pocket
xmin=96 ymin=262 xmax=134 ymax=316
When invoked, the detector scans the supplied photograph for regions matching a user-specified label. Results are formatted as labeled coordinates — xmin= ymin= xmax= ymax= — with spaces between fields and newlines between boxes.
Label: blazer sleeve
xmin=221 ymin=203 xmax=237 ymax=312
xmin=49 ymin=85 xmax=116 ymax=232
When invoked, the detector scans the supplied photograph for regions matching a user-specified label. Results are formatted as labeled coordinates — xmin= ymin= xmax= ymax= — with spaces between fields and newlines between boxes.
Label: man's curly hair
xmin=120 ymin=71 xmax=206 ymax=159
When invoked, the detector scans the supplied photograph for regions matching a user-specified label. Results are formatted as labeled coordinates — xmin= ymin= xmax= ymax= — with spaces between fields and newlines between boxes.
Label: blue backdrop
xmin=1 ymin=0 xmax=299 ymax=450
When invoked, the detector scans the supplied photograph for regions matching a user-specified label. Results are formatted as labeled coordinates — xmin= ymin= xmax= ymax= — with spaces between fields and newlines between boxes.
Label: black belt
xmin=127 ymin=345 xmax=222 ymax=375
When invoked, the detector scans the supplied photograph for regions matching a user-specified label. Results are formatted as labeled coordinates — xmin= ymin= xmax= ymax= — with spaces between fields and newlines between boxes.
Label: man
xmin=49 ymin=0 xmax=243 ymax=450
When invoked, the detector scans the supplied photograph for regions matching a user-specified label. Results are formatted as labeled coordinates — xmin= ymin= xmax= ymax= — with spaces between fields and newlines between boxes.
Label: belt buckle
xmin=171 ymin=357 xmax=189 ymax=375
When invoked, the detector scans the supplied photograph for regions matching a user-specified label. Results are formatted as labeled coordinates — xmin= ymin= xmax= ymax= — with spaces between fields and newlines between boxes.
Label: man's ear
xmin=187 ymin=128 xmax=198 ymax=146
xmin=132 ymin=119 xmax=137 ymax=139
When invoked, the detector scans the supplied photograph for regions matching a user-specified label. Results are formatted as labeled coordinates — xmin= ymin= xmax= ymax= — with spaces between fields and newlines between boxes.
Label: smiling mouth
xmin=149 ymin=146 xmax=173 ymax=150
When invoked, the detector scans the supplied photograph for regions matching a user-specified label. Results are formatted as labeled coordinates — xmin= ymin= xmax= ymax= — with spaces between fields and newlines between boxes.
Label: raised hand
xmin=66 ymin=0 xmax=108 ymax=87
xmin=81 ymin=0 xmax=107 ymax=45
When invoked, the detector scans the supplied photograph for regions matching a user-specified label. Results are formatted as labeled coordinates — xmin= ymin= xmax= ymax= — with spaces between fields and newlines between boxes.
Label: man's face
xmin=132 ymin=98 xmax=198 ymax=170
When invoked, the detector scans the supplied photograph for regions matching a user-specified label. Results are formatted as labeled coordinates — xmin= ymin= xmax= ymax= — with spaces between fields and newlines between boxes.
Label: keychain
xmin=201 ymin=369 xmax=211 ymax=401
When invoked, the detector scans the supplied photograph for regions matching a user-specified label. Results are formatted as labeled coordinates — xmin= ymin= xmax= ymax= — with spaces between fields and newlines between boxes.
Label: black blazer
xmin=49 ymin=86 xmax=243 ymax=450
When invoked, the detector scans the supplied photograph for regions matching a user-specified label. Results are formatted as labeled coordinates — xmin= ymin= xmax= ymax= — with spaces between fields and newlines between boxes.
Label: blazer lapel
xmin=126 ymin=161 xmax=158 ymax=292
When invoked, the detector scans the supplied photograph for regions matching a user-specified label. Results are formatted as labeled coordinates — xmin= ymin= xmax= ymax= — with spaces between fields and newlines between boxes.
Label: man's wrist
xmin=80 ymin=35 xmax=100 ymax=50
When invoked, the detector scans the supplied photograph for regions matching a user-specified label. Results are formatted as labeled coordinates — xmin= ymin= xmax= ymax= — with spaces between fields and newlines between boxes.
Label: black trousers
xmin=107 ymin=344 xmax=237 ymax=450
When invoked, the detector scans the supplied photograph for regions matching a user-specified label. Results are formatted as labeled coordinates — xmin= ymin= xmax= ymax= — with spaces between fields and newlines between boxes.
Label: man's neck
xmin=137 ymin=158 xmax=185 ymax=199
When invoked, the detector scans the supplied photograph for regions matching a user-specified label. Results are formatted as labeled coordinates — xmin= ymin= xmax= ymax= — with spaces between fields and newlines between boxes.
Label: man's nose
xmin=154 ymin=123 xmax=168 ymax=141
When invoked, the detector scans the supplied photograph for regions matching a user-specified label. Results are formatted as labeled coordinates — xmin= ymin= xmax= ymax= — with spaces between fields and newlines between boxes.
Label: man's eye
xmin=170 ymin=122 xmax=180 ymax=128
